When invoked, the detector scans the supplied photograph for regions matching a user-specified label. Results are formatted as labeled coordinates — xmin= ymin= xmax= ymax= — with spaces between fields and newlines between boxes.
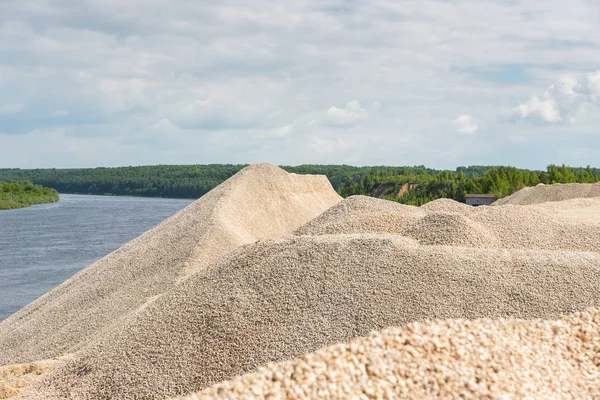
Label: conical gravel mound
xmin=0 ymin=163 xmax=341 ymax=366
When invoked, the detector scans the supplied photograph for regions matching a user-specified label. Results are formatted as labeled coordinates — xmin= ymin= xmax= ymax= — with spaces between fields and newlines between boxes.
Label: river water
xmin=0 ymin=194 xmax=193 ymax=321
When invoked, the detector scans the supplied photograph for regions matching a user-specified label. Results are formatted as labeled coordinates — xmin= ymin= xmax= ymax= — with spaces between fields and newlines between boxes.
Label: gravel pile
xmin=298 ymin=196 xmax=600 ymax=252
xmin=493 ymin=182 xmax=600 ymax=205
xmin=25 ymin=233 xmax=600 ymax=399
xmin=0 ymin=164 xmax=341 ymax=366
xmin=295 ymin=196 xmax=426 ymax=235
xmin=186 ymin=307 xmax=600 ymax=399
xmin=14 ymin=181 xmax=600 ymax=400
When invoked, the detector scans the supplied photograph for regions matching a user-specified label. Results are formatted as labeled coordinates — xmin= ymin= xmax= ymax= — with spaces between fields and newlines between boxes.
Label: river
xmin=0 ymin=194 xmax=193 ymax=321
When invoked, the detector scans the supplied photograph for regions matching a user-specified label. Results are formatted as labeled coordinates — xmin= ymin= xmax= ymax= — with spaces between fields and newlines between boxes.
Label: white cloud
xmin=324 ymin=100 xmax=368 ymax=127
xmin=512 ymin=71 xmax=600 ymax=124
xmin=269 ymin=125 xmax=293 ymax=137
xmin=514 ymin=96 xmax=562 ymax=123
xmin=579 ymin=71 xmax=600 ymax=97
xmin=310 ymin=136 xmax=335 ymax=154
xmin=151 ymin=118 xmax=179 ymax=133
xmin=0 ymin=103 xmax=24 ymax=114
xmin=51 ymin=109 xmax=69 ymax=117
xmin=452 ymin=114 xmax=479 ymax=135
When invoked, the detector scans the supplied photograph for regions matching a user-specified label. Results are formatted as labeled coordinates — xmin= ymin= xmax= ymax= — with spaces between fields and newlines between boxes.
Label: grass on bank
xmin=0 ymin=181 xmax=60 ymax=210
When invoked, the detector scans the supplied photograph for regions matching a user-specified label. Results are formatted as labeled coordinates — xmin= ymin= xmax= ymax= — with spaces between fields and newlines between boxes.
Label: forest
xmin=0 ymin=181 xmax=60 ymax=210
xmin=0 ymin=164 xmax=598 ymax=205
xmin=338 ymin=164 xmax=600 ymax=205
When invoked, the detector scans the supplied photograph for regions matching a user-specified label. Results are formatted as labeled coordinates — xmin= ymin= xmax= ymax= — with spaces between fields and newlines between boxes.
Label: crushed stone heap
xmin=0 ymin=163 xmax=341 ymax=366
xmin=493 ymin=182 xmax=600 ymax=205
xmin=14 ymin=189 xmax=600 ymax=399
xmin=296 ymin=195 xmax=600 ymax=252
xmin=186 ymin=307 xmax=600 ymax=399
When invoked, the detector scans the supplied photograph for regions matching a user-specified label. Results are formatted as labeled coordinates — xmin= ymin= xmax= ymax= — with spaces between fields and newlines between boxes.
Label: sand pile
xmin=24 ymin=232 xmax=600 ymax=399
xmin=0 ymin=164 xmax=341 ymax=366
xmin=187 ymin=307 xmax=600 ymax=399
xmin=493 ymin=182 xmax=600 ymax=205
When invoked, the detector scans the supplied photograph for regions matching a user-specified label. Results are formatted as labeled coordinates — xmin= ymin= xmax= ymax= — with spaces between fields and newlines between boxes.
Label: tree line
xmin=0 ymin=181 xmax=60 ymax=210
xmin=0 ymin=164 xmax=598 ymax=205
xmin=338 ymin=165 xmax=600 ymax=205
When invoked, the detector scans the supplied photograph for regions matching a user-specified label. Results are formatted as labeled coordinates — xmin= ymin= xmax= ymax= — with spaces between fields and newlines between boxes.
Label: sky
xmin=1 ymin=0 xmax=599 ymax=169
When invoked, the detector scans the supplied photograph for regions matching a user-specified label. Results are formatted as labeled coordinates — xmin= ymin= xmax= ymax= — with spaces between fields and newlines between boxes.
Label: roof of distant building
xmin=465 ymin=194 xmax=497 ymax=198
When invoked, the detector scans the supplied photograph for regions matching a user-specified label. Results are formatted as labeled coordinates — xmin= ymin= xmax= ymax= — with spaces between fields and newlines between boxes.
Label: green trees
xmin=0 ymin=164 xmax=598 ymax=205
xmin=0 ymin=181 xmax=60 ymax=210
xmin=339 ymin=165 xmax=600 ymax=205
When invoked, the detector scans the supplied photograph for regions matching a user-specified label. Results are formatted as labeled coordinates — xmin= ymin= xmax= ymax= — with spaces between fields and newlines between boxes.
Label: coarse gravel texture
xmin=0 ymin=163 xmax=341 ymax=366
xmin=15 ymin=183 xmax=600 ymax=400
xmin=531 ymin=197 xmax=600 ymax=224
xmin=185 ymin=307 xmax=600 ymax=399
xmin=24 ymin=236 xmax=600 ymax=399
xmin=493 ymin=182 xmax=600 ymax=205
xmin=0 ymin=360 xmax=57 ymax=399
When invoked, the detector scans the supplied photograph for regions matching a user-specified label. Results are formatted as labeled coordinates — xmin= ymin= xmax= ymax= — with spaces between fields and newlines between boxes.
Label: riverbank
xmin=0 ymin=181 xmax=60 ymax=210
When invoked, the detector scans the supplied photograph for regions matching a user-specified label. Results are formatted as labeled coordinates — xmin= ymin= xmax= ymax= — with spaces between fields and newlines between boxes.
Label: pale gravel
xmin=13 ymin=182 xmax=600 ymax=400
xmin=0 ymin=360 xmax=57 ymax=400
xmin=25 ymin=194 xmax=600 ymax=399
xmin=297 ymin=196 xmax=600 ymax=252
xmin=0 ymin=164 xmax=341 ymax=366
xmin=186 ymin=307 xmax=600 ymax=400
xmin=493 ymin=182 xmax=600 ymax=205
xmin=531 ymin=197 xmax=600 ymax=224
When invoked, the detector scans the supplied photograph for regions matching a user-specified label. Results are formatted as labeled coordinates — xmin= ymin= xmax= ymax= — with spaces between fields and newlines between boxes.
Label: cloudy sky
xmin=1 ymin=0 xmax=599 ymax=169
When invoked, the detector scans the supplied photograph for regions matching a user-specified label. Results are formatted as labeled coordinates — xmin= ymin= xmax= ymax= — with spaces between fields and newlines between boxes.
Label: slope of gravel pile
xmin=531 ymin=197 xmax=600 ymax=223
xmin=186 ymin=307 xmax=600 ymax=399
xmin=24 ymin=233 xmax=600 ymax=399
xmin=0 ymin=163 xmax=341 ymax=366
xmin=494 ymin=182 xmax=600 ymax=205
xmin=298 ymin=196 xmax=600 ymax=252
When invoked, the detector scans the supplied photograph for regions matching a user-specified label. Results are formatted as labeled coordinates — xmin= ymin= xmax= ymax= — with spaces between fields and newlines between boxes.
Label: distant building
xmin=465 ymin=194 xmax=496 ymax=206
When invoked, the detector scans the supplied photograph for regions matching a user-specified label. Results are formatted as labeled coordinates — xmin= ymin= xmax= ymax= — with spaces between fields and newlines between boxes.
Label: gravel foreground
xmin=3 ymin=167 xmax=600 ymax=399
xmin=185 ymin=307 xmax=600 ymax=399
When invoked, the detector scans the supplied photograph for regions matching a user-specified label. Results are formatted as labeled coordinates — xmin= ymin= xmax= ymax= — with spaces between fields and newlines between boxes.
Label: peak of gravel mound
xmin=419 ymin=197 xmax=473 ymax=213
xmin=404 ymin=212 xmax=501 ymax=247
xmin=25 ymin=233 xmax=600 ymax=400
xmin=494 ymin=182 xmax=600 ymax=205
xmin=0 ymin=164 xmax=341 ymax=366
xmin=295 ymin=196 xmax=425 ymax=235
xmin=187 ymin=307 xmax=600 ymax=399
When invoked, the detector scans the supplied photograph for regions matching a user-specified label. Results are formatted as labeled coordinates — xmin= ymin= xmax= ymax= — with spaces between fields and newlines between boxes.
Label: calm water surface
xmin=0 ymin=194 xmax=193 ymax=321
